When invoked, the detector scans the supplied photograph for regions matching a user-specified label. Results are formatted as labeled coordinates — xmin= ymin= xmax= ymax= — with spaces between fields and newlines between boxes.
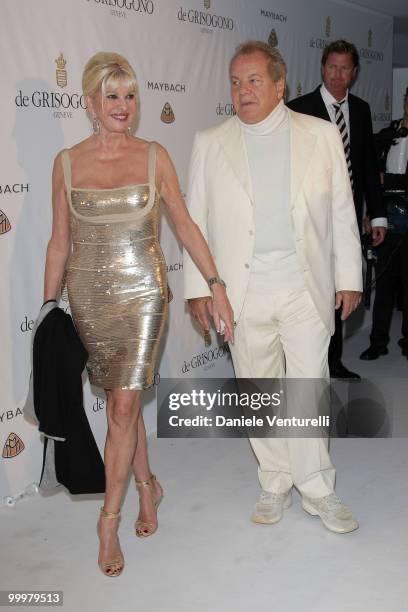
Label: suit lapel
xmin=314 ymin=87 xmax=331 ymax=122
xmin=347 ymin=94 xmax=358 ymax=147
xmin=217 ymin=117 xmax=253 ymax=201
xmin=288 ymin=109 xmax=317 ymax=209
xmin=216 ymin=111 xmax=318 ymax=209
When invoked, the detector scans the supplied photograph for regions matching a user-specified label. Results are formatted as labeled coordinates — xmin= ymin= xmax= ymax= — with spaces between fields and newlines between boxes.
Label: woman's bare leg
xmin=131 ymin=412 xmax=163 ymax=534
xmin=98 ymin=388 xmax=141 ymax=574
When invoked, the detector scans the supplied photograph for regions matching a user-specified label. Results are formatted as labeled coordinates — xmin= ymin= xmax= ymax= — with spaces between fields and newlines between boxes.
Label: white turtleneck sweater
xmin=239 ymin=100 xmax=304 ymax=292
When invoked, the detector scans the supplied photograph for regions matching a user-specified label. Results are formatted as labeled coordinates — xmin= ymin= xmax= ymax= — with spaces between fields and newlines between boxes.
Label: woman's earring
xmin=92 ymin=117 xmax=100 ymax=135
xmin=127 ymin=125 xmax=132 ymax=135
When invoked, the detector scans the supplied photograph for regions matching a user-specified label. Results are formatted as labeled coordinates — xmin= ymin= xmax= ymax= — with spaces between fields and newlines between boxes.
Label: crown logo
xmin=55 ymin=53 xmax=67 ymax=88
xmin=161 ymin=102 xmax=175 ymax=124
xmin=204 ymin=0 xmax=210 ymax=9
xmin=268 ymin=29 xmax=278 ymax=48
xmin=325 ymin=16 xmax=331 ymax=38
xmin=297 ymin=83 xmax=302 ymax=97
xmin=385 ymin=92 xmax=390 ymax=111
xmin=368 ymin=28 xmax=373 ymax=48
xmin=2 ymin=432 xmax=25 ymax=458
xmin=0 ymin=209 xmax=11 ymax=235
xmin=204 ymin=329 xmax=212 ymax=347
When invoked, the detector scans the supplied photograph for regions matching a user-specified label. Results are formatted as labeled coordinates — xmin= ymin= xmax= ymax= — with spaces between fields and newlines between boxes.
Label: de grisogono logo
xmin=55 ymin=53 xmax=67 ymax=88
xmin=161 ymin=102 xmax=175 ymax=124
xmin=15 ymin=53 xmax=86 ymax=119
xmin=216 ymin=102 xmax=235 ymax=117
xmin=359 ymin=27 xmax=384 ymax=62
xmin=182 ymin=343 xmax=230 ymax=374
xmin=177 ymin=0 xmax=234 ymax=32
xmin=309 ymin=16 xmax=331 ymax=50
xmin=373 ymin=92 xmax=391 ymax=123
xmin=0 ymin=210 xmax=11 ymax=235
xmin=326 ymin=16 xmax=331 ymax=38
xmin=2 ymin=432 xmax=25 ymax=459
xmin=85 ymin=0 xmax=154 ymax=14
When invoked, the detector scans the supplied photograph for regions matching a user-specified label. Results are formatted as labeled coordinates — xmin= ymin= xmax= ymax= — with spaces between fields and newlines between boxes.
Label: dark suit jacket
xmin=287 ymin=86 xmax=385 ymax=231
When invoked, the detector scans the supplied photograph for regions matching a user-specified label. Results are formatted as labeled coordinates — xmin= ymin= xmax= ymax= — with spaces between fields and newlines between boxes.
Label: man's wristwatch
xmin=207 ymin=277 xmax=226 ymax=290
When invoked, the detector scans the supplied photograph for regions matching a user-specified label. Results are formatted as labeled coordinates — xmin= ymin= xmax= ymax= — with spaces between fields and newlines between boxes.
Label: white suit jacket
xmin=183 ymin=107 xmax=363 ymax=335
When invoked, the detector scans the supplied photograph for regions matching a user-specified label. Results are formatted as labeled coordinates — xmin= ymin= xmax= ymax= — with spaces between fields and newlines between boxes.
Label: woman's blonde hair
xmin=82 ymin=52 xmax=138 ymax=98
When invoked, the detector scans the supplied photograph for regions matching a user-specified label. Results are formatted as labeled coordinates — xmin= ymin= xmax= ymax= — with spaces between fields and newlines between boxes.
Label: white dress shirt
xmin=386 ymin=122 xmax=408 ymax=175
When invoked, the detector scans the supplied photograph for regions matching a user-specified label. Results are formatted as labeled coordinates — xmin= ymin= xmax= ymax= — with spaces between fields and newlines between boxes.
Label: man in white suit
xmin=184 ymin=41 xmax=362 ymax=533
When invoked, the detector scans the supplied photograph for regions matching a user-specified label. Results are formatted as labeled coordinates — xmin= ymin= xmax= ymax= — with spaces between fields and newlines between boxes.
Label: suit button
xmin=245 ymin=263 xmax=250 ymax=269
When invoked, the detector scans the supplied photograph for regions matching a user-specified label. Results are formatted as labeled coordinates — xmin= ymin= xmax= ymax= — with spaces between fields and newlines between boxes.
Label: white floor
xmin=1 ymin=313 xmax=408 ymax=612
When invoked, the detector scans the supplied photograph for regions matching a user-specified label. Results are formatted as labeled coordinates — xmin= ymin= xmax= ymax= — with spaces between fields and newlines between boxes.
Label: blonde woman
xmin=43 ymin=52 xmax=234 ymax=577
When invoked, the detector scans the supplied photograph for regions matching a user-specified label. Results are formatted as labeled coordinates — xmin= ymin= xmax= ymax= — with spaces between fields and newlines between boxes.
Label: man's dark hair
xmin=321 ymin=39 xmax=360 ymax=69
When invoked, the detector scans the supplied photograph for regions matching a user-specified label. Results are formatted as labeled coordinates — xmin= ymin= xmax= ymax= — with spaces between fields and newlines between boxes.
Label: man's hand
xmin=363 ymin=217 xmax=386 ymax=247
xmin=187 ymin=291 xmax=235 ymax=343
xmin=187 ymin=297 xmax=212 ymax=330
xmin=335 ymin=290 xmax=362 ymax=320
xmin=372 ymin=226 xmax=386 ymax=247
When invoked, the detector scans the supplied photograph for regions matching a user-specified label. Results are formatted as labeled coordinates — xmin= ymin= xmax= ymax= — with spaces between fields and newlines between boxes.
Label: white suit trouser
xmin=229 ymin=286 xmax=336 ymax=498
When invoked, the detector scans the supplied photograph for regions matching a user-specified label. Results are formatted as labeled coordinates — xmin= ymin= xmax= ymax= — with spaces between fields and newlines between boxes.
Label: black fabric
xmin=328 ymin=308 xmax=343 ymax=365
xmin=370 ymin=228 xmax=408 ymax=350
xmin=33 ymin=307 xmax=105 ymax=494
xmin=287 ymin=88 xmax=385 ymax=231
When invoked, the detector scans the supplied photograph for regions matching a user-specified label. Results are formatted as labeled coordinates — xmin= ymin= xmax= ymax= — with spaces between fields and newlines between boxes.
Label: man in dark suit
xmin=288 ymin=39 xmax=387 ymax=379
xmin=360 ymin=88 xmax=408 ymax=361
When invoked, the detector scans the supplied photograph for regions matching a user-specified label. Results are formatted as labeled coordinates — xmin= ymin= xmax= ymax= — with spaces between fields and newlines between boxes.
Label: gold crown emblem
xmin=268 ymin=29 xmax=278 ymax=48
xmin=0 ymin=209 xmax=11 ymax=235
xmin=161 ymin=102 xmax=175 ymax=124
xmin=297 ymin=83 xmax=302 ymax=97
xmin=368 ymin=28 xmax=373 ymax=48
xmin=55 ymin=53 xmax=67 ymax=89
xmin=55 ymin=53 xmax=67 ymax=70
xmin=204 ymin=329 xmax=212 ymax=347
xmin=2 ymin=432 xmax=25 ymax=458
xmin=325 ymin=16 xmax=331 ymax=38
xmin=204 ymin=0 xmax=210 ymax=9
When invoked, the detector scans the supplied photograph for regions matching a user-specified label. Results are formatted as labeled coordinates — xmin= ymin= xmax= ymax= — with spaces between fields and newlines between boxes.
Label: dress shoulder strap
xmin=60 ymin=149 xmax=75 ymax=214
xmin=147 ymin=142 xmax=157 ymax=195
xmin=60 ymin=149 xmax=72 ymax=191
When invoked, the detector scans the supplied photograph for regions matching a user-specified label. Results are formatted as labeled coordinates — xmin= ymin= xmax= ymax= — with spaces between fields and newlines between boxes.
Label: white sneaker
xmin=251 ymin=489 xmax=292 ymax=524
xmin=302 ymin=493 xmax=359 ymax=533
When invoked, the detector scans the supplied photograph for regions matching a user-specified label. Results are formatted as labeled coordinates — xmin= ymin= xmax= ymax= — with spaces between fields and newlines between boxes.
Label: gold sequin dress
xmin=61 ymin=143 xmax=168 ymax=390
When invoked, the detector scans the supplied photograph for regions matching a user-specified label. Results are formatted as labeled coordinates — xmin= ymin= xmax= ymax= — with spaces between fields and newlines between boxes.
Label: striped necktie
xmin=333 ymin=101 xmax=353 ymax=189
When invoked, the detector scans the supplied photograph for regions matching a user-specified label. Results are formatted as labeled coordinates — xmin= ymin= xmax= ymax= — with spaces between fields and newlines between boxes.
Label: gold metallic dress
xmin=61 ymin=143 xmax=168 ymax=390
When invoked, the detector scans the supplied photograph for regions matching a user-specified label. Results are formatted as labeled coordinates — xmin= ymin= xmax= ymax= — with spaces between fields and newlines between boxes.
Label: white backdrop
xmin=0 ymin=0 xmax=393 ymax=501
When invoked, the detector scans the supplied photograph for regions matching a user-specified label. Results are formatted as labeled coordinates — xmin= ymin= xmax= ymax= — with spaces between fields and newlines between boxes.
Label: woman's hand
xmin=209 ymin=284 xmax=235 ymax=343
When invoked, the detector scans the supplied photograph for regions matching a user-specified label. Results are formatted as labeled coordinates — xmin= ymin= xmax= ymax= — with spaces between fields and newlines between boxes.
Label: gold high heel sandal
xmin=98 ymin=508 xmax=124 ymax=577
xmin=134 ymin=474 xmax=163 ymax=538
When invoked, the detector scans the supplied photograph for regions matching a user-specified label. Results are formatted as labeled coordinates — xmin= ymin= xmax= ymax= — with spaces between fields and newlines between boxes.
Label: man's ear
xmin=276 ymin=77 xmax=286 ymax=101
